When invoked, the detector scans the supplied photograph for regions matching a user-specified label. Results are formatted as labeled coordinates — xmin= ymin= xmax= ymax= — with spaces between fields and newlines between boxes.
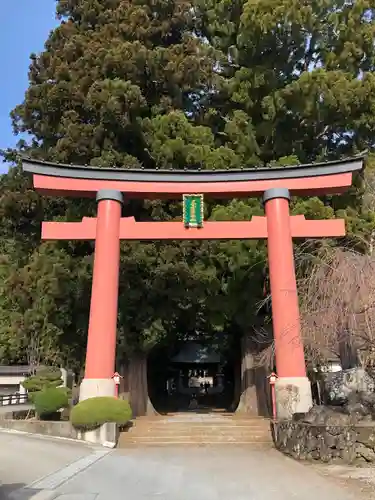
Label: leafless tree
xmin=251 ymin=245 xmax=375 ymax=375
xmin=299 ymin=247 xmax=375 ymax=372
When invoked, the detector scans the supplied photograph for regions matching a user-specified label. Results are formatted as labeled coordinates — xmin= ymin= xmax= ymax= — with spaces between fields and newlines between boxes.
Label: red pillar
xmin=80 ymin=189 xmax=123 ymax=401
xmin=263 ymin=188 xmax=312 ymax=417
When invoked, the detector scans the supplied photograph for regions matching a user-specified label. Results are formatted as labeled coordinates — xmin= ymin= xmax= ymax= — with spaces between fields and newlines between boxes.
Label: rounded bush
xmin=34 ymin=387 xmax=69 ymax=419
xmin=70 ymin=397 xmax=132 ymax=430
xmin=23 ymin=367 xmax=63 ymax=393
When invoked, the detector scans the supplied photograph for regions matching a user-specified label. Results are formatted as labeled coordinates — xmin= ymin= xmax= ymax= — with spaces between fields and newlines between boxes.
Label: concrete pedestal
xmin=275 ymin=376 xmax=312 ymax=420
xmin=77 ymin=421 xmax=119 ymax=448
xmin=79 ymin=378 xmax=116 ymax=401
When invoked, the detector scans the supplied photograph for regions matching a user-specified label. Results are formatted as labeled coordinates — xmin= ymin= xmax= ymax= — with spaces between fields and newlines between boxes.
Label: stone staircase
xmin=118 ymin=412 xmax=274 ymax=448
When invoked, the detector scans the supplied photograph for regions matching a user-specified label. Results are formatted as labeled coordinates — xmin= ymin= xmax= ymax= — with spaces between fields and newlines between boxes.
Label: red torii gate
xmin=22 ymin=155 xmax=364 ymax=418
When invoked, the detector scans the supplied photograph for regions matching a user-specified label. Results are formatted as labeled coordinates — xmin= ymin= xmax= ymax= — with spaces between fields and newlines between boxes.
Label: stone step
xmin=123 ymin=428 xmax=273 ymax=435
xmin=121 ymin=435 xmax=271 ymax=442
xmin=118 ymin=437 xmax=274 ymax=448
xmin=119 ymin=432 xmax=273 ymax=445
xmin=123 ymin=432 xmax=272 ymax=441
xmin=133 ymin=417 xmax=268 ymax=422
xmin=120 ymin=441 xmax=274 ymax=448
xmin=127 ymin=428 xmax=271 ymax=435
xmin=118 ymin=415 xmax=273 ymax=448
xmin=132 ymin=420 xmax=270 ymax=427
xmin=127 ymin=430 xmax=271 ymax=436
xmin=131 ymin=424 xmax=270 ymax=430
xmin=134 ymin=414 xmax=265 ymax=420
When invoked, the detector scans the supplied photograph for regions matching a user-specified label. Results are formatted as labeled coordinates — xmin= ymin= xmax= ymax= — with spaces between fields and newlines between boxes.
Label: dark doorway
xmin=148 ymin=341 xmax=235 ymax=414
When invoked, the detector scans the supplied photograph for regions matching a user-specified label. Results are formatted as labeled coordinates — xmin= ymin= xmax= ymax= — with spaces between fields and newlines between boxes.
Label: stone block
xmin=340 ymin=444 xmax=357 ymax=464
xmin=77 ymin=422 xmax=118 ymax=448
xmin=356 ymin=425 xmax=375 ymax=449
xmin=356 ymin=443 xmax=375 ymax=462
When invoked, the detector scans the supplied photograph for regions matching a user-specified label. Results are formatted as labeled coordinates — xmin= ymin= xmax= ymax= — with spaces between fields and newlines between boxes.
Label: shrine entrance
xmin=147 ymin=341 xmax=235 ymax=414
xmin=22 ymin=155 xmax=364 ymax=419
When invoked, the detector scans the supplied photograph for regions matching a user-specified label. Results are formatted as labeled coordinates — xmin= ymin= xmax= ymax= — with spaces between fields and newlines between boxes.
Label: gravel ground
xmin=311 ymin=462 xmax=375 ymax=500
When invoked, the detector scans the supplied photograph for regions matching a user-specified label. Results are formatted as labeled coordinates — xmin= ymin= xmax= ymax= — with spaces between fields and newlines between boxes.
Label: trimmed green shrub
xmin=70 ymin=397 xmax=132 ymax=430
xmin=34 ymin=387 xmax=69 ymax=420
xmin=23 ymin=367 xmax=64 ymax=402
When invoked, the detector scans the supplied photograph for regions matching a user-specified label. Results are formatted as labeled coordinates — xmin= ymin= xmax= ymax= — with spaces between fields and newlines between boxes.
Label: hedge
xmin=34 ymin=387 xmax=69 ymax=419
xmin=70 ymin=397 xmax=132 ymax=430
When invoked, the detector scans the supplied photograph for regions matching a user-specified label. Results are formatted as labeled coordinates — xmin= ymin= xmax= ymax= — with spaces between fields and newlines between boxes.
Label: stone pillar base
xmin=275 ymin=376 xmax=312 ymax=420
xmin=77 ymin=422 xmax=118 ymax=448
xmin=79 ymin=378 xmax=115 ymax=401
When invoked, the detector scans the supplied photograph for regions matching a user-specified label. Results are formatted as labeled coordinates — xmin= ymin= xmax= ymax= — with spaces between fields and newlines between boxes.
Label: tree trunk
xmin=119 ymin=361 xmax=129 ymax=400
xmin=235 ymin=333 xmax=259 ymax=415
xmin=128 ymin=354 xmax=157 ymax=417
xmin=230 ymin=357 xmax=241 ymax=412
xmin=338 ymin=329 xmax=358 ymax=369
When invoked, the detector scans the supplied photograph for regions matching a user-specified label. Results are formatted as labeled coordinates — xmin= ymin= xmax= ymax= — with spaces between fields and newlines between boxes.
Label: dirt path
xmin=311 ymin=462 xmax=375 ymax=500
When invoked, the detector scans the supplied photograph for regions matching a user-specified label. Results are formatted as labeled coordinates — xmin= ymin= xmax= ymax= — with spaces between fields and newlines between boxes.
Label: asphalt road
xmin=0 ymin=430 xmax=361 ymax=500
xmin=0 ymin=429 xmax=94 ymax=499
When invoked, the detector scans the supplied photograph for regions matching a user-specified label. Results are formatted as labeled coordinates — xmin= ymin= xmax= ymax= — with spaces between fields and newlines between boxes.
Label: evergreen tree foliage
xmin=22 ymin=367 xmax=64 ymax=398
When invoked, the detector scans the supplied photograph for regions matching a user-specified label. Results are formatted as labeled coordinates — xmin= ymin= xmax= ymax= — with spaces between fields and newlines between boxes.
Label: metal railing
xmin=0 ymin=393 xmax=29 ymax=406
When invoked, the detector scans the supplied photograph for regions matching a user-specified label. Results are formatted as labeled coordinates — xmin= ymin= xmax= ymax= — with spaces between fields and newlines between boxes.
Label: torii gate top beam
xmin=21 ymin=156 xmax=364 ymax=199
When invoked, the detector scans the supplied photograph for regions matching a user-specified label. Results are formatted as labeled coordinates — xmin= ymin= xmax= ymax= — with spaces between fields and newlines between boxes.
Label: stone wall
xmin=273 ymin=420 xmax=375 ymax=464
xmin=0 ymin=419 xmax=79 ymax=439
xmin=0 ymin=419 xmax=119 ymax=448
xmin=0 ymin=408 xmax=35 ymax=420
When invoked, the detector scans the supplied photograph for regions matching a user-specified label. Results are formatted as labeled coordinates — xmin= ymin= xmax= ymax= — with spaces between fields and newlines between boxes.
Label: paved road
xmin=0 ymin=429 xmax=94 ymax=498
xmin=2 ymin=433 xmax=360 ymax=500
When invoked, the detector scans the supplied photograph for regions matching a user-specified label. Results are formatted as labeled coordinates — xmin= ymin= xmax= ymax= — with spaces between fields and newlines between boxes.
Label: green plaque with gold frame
xmin=183 ymin=194 xmax=204 ymax=228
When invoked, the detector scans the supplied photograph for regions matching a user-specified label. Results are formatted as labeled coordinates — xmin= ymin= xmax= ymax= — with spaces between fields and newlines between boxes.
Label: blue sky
xmin=0 ymin=2 xmax=59 ymax=172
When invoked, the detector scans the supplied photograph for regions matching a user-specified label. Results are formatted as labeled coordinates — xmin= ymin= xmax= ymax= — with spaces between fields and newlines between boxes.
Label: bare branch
xmin=298 ymin=247 xmax=375 ymax=370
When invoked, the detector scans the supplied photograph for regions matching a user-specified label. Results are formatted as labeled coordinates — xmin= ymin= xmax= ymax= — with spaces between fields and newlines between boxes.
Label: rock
xmin=340 ymin=444 xmax=357 ymax=464
xmin=343 ymin=391 xmax=370 ymax=420
xmin=358 ymin=391 xmax=375 ymax=408
xmin=362 ymin=414 xmax=373 ymax=422
xmin=356 ymin=443 xmax=375 ymax=462
xmin=356 ymin=425 xmax=375 ymax=450
xmin=321 ymin=431 xmax=337 ymax=448
xmin=292 ymin=412 xmax=306 ymax=422
xmin=326 ymin=424 xmax=345 ymax=436
xmin=324 ymin=368 xmax=375 ymax=405
xmin=318 ymin=437 xmax=332 ymax=463
xmin=336 ymin=429 xmax=357 ymax=450
xmin=323 ymin=409 xmax=353 ymax=426
xmin=305 ymin=434 xmax=318 ymax=451
xmin=341 ymin=390 xmax=375 ymax=422
xmin=302 ymin=405 xmax=329 ymax=424
xmin=302 ymin=404 xmax=356 ymax=426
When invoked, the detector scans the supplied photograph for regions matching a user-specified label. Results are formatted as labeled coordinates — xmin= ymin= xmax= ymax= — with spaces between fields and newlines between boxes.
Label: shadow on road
xmin=0 ymin=483 xmax=40 ymax=500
